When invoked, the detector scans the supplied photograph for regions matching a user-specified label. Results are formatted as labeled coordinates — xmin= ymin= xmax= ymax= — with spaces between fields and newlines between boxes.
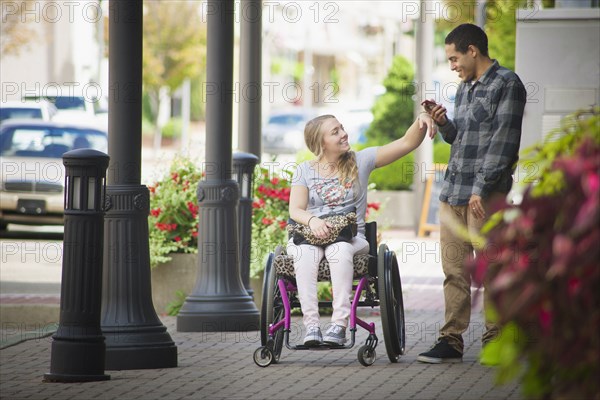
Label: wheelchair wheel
xmin=253 ymin=346 xmax=273 ymax=367
xmin=357 ymin=345 xmax=376 ymax=367
xmin=377 ymin=244 xmax=406 ymax=362
xmin=260 ymin=246 xmax=285 ymax=363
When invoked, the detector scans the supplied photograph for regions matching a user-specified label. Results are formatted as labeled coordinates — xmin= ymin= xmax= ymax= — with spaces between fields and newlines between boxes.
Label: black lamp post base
xmin=102 ymin=185 xmax=178 ymax=370
xmin=105 ymin=344 xmax=177 ymax=370
xmin=177 ymin=295 xmax=260 ymax=332
xmin=44 ymin=338 xmax=110 ymax=382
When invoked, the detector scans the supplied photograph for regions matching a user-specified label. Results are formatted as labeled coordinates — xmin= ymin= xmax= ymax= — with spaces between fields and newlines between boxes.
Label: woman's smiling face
xmin=320 ymin=117 xmax=350 ymax=158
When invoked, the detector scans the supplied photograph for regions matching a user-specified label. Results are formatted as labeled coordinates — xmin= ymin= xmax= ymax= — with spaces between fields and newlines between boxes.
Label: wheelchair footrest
xmin=292 ymin=343 xmax=350 ymax=350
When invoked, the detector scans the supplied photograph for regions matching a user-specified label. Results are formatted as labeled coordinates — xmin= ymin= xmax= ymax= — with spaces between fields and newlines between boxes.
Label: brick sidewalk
xmin=0 ymin=296 xmax=520 ymax=400
xmin=0 ymin=232 xmax=522 ymax=399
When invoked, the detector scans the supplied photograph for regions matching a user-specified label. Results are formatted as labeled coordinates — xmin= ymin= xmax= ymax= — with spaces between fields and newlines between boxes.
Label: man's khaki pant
xmin=438 ymin=200 xmax=499 ymax=353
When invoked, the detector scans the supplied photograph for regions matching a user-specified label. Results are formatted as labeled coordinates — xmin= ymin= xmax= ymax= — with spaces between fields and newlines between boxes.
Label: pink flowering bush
xmin=148 ymin=157 xmax=202 ymax=267
xmin=469 ymin=109 xmax=599 ymax=399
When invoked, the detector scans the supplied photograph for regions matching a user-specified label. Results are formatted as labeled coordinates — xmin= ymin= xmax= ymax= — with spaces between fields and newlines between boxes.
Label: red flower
xmin=150 ymin=208 xmax=161 ymax=217
xmin=568 ymin=277 xmax=581 ymax=297
xmin=192 ymin=231 xmax=198 ymax=238
xmin=187 ymin=201 xmax=199 ymax=217
xmin=262 ymin=217 xmax=273 ymax=226
xmin=156 ymin=222 xmax=178 ymax=232
xmin=538 ymin=306 xmax=553 ymax=333
xmin=279 ymin=220 xmax=287 ymax=229
xmin=174 ymin=236 xmax=181 ymax=242
xmin=252 ymin=198 xmax=265 ymax=209
xmin=271 ymin=177 xmax=280 ymax=185
xmin=171 ymin=172 xmax=179 ymax=182
xmin=367 ymin=202 xmax=381 ymax=211
xmin=276 ymin=188 xmax=290 ymax=202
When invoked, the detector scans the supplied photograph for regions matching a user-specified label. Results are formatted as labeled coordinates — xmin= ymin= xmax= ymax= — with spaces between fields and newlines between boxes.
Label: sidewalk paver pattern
xmin=0 ymin=233 xmax=522 ymax=400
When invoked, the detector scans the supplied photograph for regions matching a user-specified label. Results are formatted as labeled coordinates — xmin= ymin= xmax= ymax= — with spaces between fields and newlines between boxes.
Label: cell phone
xmin=421 ymin=100 xmax=437 ymax=112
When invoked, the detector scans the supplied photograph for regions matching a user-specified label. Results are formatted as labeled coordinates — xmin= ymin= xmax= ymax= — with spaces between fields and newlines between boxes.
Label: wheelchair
xmin=253 ymin=221 xmax=406 ymax=367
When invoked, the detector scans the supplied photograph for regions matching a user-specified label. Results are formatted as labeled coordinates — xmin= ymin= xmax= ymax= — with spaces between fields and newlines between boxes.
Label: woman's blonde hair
xmin=304 ymin=114 xmax=358 ymax=188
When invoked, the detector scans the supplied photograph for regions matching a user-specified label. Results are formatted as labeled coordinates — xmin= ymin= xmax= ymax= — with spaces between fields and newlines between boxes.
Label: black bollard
xmin=233 ymin=152 xmax=259 ymax=299
xmin=44 ymin=149 xmax=110 ymax=383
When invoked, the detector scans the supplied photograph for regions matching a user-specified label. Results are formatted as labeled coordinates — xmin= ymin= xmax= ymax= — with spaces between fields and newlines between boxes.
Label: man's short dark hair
xmin=445 ymin=23 xmax=489 ymax=57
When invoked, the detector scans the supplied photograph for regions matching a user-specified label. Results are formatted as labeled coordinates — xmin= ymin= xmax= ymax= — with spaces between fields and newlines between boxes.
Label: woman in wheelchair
xmin=288 ymin=113 xmax=435 ymax=347
xmin=254 ymin=112 xmax=435 ymax=367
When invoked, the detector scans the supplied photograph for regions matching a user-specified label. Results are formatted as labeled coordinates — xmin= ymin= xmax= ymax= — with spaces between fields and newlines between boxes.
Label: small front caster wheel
xmin=357 ymin=345 xmax=376 ymax=367
xmin=253 ymin=346 xmax=274 ymax=367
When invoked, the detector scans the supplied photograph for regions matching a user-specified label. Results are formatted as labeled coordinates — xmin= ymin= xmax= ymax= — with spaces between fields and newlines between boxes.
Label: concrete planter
xmin=368 ymin=190 xmax=416 ymax=229
xmin=151 ymin=253 xmax=197 ymax=315
xmin=250 ymin=271 xmax=264 ymax=311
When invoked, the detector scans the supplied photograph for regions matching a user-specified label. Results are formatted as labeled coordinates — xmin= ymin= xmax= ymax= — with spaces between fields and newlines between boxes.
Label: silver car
xmin=262 ymin=109 xmax=316 ymax=154
xmin=0 ymin=120 xmax=108 ymax=230
xmin=0 ymin=100 xmax=57 ymax=122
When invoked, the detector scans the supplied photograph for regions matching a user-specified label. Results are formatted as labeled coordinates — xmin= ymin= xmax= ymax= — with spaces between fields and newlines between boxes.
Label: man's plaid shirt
xmin=438 ymin=60 xmax=527 ymax=205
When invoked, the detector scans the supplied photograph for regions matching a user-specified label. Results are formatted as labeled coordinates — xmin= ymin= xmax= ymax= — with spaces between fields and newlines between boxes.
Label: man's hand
xmin=422 ymin=99 xmax=448 ymax=136
xmin=469 ymin=194 xmax=485 ymax=219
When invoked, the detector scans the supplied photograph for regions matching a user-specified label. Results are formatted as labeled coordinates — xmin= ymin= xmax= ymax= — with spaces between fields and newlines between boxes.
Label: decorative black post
xmin=238 ymin=0 xmax=262 ymax=159
xmin=100 ymin=0 xmax=177 ymax=369
xmin=233 ymin=152 xmax=259 ymax=299
xmin=44 ymin=149 xmax=110 ymax=383
xmin=177 ymin=0 xmax=260 ymax=332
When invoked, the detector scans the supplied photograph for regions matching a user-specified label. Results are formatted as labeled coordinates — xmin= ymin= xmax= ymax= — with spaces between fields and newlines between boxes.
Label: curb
xmin=0 ymin=322 xmax=58 ymax=350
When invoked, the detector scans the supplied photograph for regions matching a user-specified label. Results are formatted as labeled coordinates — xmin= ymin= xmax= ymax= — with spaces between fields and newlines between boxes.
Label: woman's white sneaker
xmin=323 ymin=324 xmax=346 ymax=345
xmin=303 ymin=327 xmax=323 ymax=347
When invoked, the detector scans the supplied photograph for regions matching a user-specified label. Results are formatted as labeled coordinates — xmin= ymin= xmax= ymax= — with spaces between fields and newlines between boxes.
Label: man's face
xmin=445 ymin=43 xmax=476 ymax=82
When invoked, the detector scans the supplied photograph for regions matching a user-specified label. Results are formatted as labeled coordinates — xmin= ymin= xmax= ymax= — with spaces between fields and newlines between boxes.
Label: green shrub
xmin=433 ymin=140 xmax=451 ymax=164
xmin=148 ymin=157 xmax=202 ymax=268
xmin=365 ymin=55 xmax=415 ymax=145
xmin=162 ymin=117 xmax=182 ymax=139
xmin=368 ymin=153 xmax=415 ymax=191
xmin=250 ymin=165 xmax=293 ymax=278
xmin=166 ymin=290 xmax=187 ymax=316
xmin=142 ymin=118 xmax=155 ymax=138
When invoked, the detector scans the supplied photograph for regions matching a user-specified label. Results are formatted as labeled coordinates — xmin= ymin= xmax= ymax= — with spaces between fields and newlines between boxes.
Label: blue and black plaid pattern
xmin=438 ymin=61 xmax=527 ymax=205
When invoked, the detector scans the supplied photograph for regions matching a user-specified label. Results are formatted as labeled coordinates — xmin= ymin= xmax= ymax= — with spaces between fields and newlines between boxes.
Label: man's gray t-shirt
xmin=290 ymin=147 xmax=378 ymax=237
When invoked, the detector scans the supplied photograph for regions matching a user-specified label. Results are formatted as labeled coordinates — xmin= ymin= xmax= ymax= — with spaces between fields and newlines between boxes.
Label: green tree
xmin=142 ymin=1 xmax=206 ymax=147
xmin=0 ymin=0 xmax=37 ymax=56
xmin=365 ymin=55 xmax=415 ymax=145
xmin=362 ymin=55 xmax=417 ymax=191
xmin=437 ymin=0 xmax=529 ymax=71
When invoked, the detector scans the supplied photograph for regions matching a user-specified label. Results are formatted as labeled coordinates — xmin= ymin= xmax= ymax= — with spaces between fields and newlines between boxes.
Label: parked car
xmin=22 ymin=86 xmax=108 ymax=129
xmin=0 ymin=120 xmax=108 ymax=230
xmin=0 ymin=100 xmax=57 ymax=122
xmin=262 ymin=109 xmax=316 ymax=154
xmin=333 ymin=107 xmax=373 ymax=145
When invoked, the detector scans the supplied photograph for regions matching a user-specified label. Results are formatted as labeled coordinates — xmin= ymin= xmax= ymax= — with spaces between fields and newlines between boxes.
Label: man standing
xmin=418 ymin=23 xmax=527 ymax=363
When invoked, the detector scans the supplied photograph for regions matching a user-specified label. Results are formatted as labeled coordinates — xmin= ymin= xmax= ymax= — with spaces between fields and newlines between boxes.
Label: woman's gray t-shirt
xmin=290 ymin=147 xmax=378 ymax=236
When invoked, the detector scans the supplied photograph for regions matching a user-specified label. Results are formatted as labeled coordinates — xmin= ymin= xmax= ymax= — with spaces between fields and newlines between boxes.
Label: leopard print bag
xmin=287 ymin=207 xmax=358 ymax=247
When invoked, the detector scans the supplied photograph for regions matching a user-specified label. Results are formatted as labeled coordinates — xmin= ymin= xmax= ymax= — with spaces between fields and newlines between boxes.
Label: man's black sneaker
xmin=417 ymin=338 xmax=463 ymax=364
